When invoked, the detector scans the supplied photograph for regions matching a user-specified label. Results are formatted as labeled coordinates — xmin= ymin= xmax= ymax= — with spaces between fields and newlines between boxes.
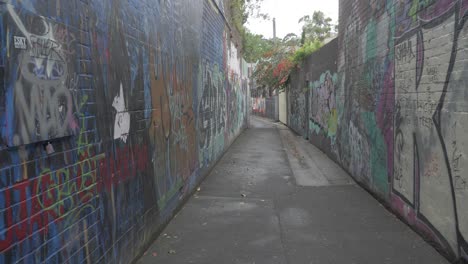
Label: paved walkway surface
xmin=137 ymin=116 xmax=450 ymax=264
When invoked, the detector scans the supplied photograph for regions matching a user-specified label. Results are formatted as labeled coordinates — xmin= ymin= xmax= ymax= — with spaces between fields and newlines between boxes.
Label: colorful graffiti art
xmin=3 ymin=4 xmax=80 ymax=146
xmin=288 ymin=38 xmax=340 ymax=156
xmin=337 ymin=0 xmax=467 ymax=261
xmin=0 ymin=0 xmax=249 ymax=263
xmin=289 ymin=0 xmax=468 ymax=261
xmin=393 ymin=0 xmax=468 ymax=259
xmin=309 ymin=71 xmax=339 ymax=139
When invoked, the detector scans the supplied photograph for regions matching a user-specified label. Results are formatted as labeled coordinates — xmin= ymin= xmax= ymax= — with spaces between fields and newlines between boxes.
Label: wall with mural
xmin=288 ymin=38 xmax=338 ymax=150
xmin=0 ymin=0 xmax=249 ymax=263
xmin=289 ymin=0 xmax=467 ymax=261
xmin=340 ymin=0 xmax=468 ymax=261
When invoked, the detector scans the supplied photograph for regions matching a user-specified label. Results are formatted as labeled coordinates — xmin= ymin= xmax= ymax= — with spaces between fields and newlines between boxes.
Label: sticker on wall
xmin=45 ymin=142 xmax=55 ymax=154
xmin=14 ymin=36 xmax=27 ymax=49
xmin=113 ymin=83 xmax=130 ymax=143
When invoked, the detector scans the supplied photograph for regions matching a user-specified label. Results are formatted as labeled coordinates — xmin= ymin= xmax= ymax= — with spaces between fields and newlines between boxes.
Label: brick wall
xmin=288 ymin=1 xmax=468 ymax=261
xmin=0 ymin=0 xmax=249 ymax=263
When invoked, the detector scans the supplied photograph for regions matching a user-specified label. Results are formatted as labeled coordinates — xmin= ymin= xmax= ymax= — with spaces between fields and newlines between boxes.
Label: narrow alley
xmin=1 ymin=0 xmax=467 ymax=263
xmin=137 ymin=116 xmax=449 ymax=264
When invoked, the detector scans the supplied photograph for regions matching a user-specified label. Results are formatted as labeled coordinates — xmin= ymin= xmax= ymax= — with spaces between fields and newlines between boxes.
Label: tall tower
xmin=273 ymin=18 xmax=277 ymax=39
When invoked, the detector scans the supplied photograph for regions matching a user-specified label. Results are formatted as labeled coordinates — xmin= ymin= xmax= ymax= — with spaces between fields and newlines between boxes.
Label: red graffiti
xmin=0 ymin=144 xmax=149 ymax=252
xmin=98 ymin=145 xmax=149 ymax=192
xmin=0 ymin=148 xmax=100 ymax=252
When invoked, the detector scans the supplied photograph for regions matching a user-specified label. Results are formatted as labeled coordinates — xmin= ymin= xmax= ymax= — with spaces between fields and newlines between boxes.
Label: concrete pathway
xmin=136 ymin=116 xmax=450 ymax=264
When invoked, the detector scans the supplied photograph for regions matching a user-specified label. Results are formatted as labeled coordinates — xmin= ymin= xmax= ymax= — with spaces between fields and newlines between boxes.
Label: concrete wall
xmin=279 ymin=91 xmax=287 ymax=124
xmin=288 ymin=67 xmax=307 ymax=137
xmin=252 ymin=98 xmax=266 ymax=116
xmin=252 ymin=96 xmax=279 ymax=121
xmin=289 ymin=38 xmax=338 ymax=144
xmin=0 ymin=0 xmax=249 ymax=263
xmin=289 ymin=0 xmax=468 ymax=261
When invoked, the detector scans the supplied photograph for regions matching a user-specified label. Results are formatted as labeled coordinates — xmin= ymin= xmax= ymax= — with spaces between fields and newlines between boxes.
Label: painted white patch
xmin=113 ymin=83 xmax=130 ymax=143
xmin=14 ymin=36 xmax=27 ymax=49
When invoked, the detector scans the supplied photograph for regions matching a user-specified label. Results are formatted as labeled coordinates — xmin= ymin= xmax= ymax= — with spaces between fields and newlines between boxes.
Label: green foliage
xmin=230 ymin=0 xmax=268 ymax=50
xmin=230 ymin=0 xmax=249 ymax=36
xmin=240 ymin=7 xmax=335 ymax=93
xmin=282 ymin=33 xmax=300 ymax=47
xmin=252 ymin=37 xmax=297 ymax=91
xmin=291 ymin=40 xmax=323 ymax=64
xmin=288 ymin=11 xmax=335 ymax=64
xmin=243 ymin=31 xmax=273 ymax=63
xmin=299 ymin=11 xmax=334 ymax=44
xmin=252 ymin=36 xmax=324 ymax=92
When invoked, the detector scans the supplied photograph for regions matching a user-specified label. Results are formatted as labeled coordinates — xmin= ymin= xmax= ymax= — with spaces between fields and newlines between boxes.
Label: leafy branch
xmin=250 ymin=11 xmax=335 ymax=94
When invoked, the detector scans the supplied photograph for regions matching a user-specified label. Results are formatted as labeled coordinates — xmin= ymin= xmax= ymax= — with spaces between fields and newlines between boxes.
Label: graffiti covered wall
xmin=338 ymin=0 xmax=468 ymax=260
xmin=0 ymin=0 xmax=249 ymax=263
xmin=288 ymin=38 xmax=339 ymax=150
xmin=290 ymin=0 xmax=468 ymax=260
xmin=288 ymin=0 xmax=467 ymax=261
xmin=288 ymin=67 xmax=308 ymax=137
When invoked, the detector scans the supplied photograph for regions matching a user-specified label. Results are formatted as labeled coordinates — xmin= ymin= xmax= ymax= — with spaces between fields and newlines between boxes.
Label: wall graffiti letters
xmin=289 ymin=0 xmax=468 ymax=261
xmin=0 ymin=0 xmax=249 ymax=262
xmin=309 ymin=71 xmax=339 ymax=138
xmin=3 ymin=5 xmax=79 ymax=147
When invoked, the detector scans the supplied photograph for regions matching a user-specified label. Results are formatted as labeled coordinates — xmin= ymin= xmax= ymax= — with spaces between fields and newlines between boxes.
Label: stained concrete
xmin=136 ymin=116 xmax=450 ymax=264
xmin=278 ymin=124 xmax=353 ymax=187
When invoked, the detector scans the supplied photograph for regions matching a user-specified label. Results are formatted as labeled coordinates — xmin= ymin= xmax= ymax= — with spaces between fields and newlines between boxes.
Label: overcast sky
xmin=246 ymin=0 xmax=339 ymax=39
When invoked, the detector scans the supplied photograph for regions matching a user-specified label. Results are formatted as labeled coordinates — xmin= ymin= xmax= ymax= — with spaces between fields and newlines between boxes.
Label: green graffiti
xmin=198 ymin=126 xmax=225 ymax=168
xmin=362 ymin=112 xmax=389 ymax=196
xmin=366 ymin=19 xmax=377 ymax=61
xmin=76 ymin=95 xmax=91 ymax=152
xmin=157 ymin=179 xmax=184 ymax=211
xmin=35 ymin=154 xmax=103 ymax=221
xmin=327 ymin=109 xmax=338 ymax=137
xmin=388 ymin=3 xmax=395 ymax=60
xmin=309 ymin=120 xmax=321 ymax=134
xmin=409 ymin=0 xmax=435 ymax=21
xmin=236 ymin=88 xmax=246 ymax=132
xmin=310 ymin=71 xmax=339 ymax=138
xmin=198 ymin=62 xmax=226 ymax=166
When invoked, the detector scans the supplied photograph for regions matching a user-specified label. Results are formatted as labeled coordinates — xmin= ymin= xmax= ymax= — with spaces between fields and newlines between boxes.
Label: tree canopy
xmin=242 ymin=32 xmax=273 ymax=63
xmin=230 ymin=2 xmax=337 ymax=95
xmin=230 ymin=0 xmax=268 ymax=42
xmin=299 ymin=11 xmax=334 ymax=44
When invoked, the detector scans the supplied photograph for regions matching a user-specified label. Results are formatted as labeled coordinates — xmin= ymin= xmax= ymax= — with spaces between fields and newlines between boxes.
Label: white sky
xmin=246 ymin=0 xmax=339 ymax=39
